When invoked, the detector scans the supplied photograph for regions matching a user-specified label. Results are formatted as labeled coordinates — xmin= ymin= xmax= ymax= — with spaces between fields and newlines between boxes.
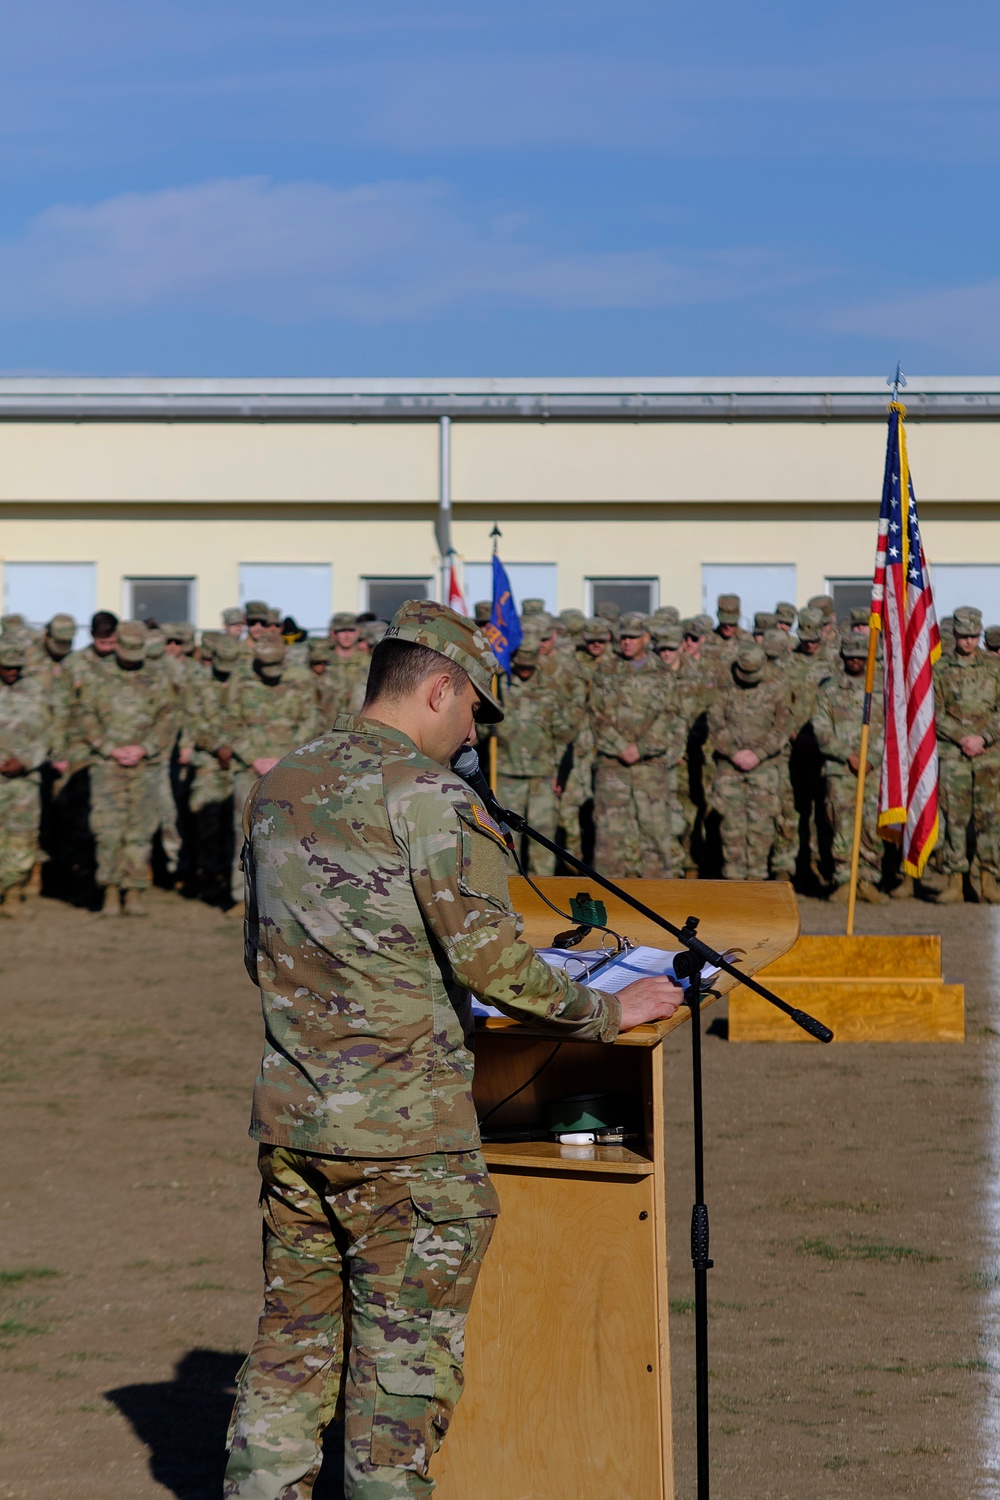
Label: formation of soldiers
xmin=1 ymin=589 xmax=999 ymax=916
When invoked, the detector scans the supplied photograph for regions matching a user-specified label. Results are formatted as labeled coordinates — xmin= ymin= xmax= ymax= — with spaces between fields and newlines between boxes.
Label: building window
xmin=3 ymin=561 xmax=96 ymax=646
xmin=127 ymin=577 xmax=194 ymax=625
xmin=701 ymin=564 xmax=797 ymax=630
xmin=364 ymin=577 xmax=432 ymax=621
xmin=587 ymin=577 xmax=659 ymax=616
xmin=239 ymin=563 xmax=333 ymax=632
xmin=928 ymin=564 xmax=1000 ymax=629
xmin=462 ymin=562 xmax=559 ymax=615
xmin=826 ymin=577 xmax=871 ymax=622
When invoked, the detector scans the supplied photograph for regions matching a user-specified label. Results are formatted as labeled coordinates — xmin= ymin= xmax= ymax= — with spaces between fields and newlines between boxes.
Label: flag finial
xmin=887 ymin=362 xmax=907 ymax=403
xmin=490 ymin=523 xmax=501 ymax=555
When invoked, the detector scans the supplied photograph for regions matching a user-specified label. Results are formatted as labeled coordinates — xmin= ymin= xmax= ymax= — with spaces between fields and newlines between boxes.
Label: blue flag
xmin=487 ymin=554 xmax=521 ymax=675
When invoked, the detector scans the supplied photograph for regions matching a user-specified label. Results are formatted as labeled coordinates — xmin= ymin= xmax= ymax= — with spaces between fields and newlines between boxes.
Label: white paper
xmin=471 ymin=943 xmax=718 ymax=1017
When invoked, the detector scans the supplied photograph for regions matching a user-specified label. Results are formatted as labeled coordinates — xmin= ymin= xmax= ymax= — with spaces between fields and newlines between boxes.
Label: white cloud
xmin=0 ymin=176 xmax=818 ymax=323
xmin=829 ymin=281 xmax=1000 ymax=359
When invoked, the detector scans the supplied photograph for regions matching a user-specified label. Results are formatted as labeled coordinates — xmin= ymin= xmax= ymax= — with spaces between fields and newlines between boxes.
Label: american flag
xmin=870 ymin=402 xmax=941 ymax=876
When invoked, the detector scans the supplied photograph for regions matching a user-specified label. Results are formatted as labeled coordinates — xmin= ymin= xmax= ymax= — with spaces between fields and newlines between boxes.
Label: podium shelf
xmin=482 ymin=1139 xmax=654 ymax=1176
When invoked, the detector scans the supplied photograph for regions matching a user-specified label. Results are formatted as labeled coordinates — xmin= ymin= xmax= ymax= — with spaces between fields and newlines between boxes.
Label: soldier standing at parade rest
xmin=223 ymin=600 xmax=682 ymax=1500
xmin=985 ymin=625 xmax=1000 ymax=661
xmin=491 ymin=634 xmax=568 ymax=876
xmin=708 ymin=643 xmax=791 ymax=880
xmin=814 ymin=634 xmax=887 ymax=903
xmin=588 ymin=613 xmax=681 ymax=878
xmin=77 ymin=620 xmax=173 ymax=916
xmin=186 ymin=633 xmax=241 ymax=906
xmin=932 ymin=606 xmax=1000 ymax=905
xmin=226 ymin=636 xmax=316 ymax=906
xmin=0 ymin=635 xmax=52 ymax=916
xmin=712 ymin=594 xmax=748 ymax=655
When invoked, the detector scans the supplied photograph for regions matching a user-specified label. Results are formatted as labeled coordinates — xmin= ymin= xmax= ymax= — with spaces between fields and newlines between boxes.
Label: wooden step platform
xmin=728 ymin=934 xmax=964 ymax=1042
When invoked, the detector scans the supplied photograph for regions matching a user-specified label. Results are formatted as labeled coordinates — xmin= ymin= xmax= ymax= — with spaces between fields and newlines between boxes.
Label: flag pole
xmin=845 ymin=623 xmax=880 ymax=936
xmin=489 ymin=523 xmax=500 ymax=793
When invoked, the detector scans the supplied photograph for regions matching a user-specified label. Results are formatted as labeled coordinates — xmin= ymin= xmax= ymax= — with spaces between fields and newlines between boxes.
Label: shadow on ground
xmin=107 ymin=1348 xmax=345 ymax=1500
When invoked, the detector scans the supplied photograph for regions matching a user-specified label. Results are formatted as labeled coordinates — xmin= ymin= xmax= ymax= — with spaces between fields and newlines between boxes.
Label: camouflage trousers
xmin=593 ymin=756 xmax=681 ymax=878
xmin=225 ymin=1146 xmax=498 ymax=1500
xmin=232 ymin=769 xmax=260 ymax=900
xmin=713 ymin=761 xmax=781 ymax=881
xmin=771 ymin=754 xmax=798 ymax=877
xmin=0 ymin=774 xmax=41 ymax=894
xmin=89 ymin=761 xmax=161 ymax=891
xmin=938 ymin=754 xmax=1000 ymax=876
xmin=824 ymin=771 xmax=881 ymax=884
xmin=558 ymin=755 xmax=593 ymax=860
xmin=157 ymin=761 xmax=181 ymax=870
xmin=496 ymin=774 xmax=559 ymax=876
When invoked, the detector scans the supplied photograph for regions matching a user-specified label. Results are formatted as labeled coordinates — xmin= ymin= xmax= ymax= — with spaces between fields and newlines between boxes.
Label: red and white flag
xmin=446 ymin=559 xmax=468 ymax=617
xmin=870 ymin=402 xmax=941 ymax=876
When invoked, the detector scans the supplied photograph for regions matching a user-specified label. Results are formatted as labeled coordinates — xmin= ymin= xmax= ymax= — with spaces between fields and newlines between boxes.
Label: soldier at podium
xmin=224 ymin=600 xmax=682 ymax=1500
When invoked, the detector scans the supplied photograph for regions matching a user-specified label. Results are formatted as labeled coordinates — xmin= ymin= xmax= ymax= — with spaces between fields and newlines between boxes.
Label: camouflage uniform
xmin=0 ymin=644 xmax=52 ymax=908
xmin=814 ymin=641 xmax=886 ymax=892
xmin=558 ymin=620 xmax=612 ymax=861
xmin=25 ymin=616 xmax=76 ymax=893
xmin=933 ymin=608 xmax=1000 ymax=896
xmin=227 ymin=640 xmax=317 ymax=902
xmin=778 ymin=612 xmax=833 ymax=881
xmin=226 ymin=601 xmax=619 ymax=1500
xmin=708 ymin=646 xmax=791 ymax=880
xmin=493 ymin=643 xmax=568 ymax=876
xmin=589 ymin=624 xmax=682 ymax=878
xmin=186 ymin=636 xmax=241 ymax=903
xmin=76 ymin=624 xmax=174 ymax=898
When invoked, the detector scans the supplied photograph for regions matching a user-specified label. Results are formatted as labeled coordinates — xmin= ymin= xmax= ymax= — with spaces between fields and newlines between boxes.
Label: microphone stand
xmin=475 ymin=784 xmax=832 ymax=1500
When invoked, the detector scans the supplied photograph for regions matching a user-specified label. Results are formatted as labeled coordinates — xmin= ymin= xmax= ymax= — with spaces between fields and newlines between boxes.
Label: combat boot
xmin=122 ymin=889 xmax=148 ymax=917
xmin=829 ymin=881 xmax=850 ymax=903
xmin=890 ymin=875 xmax=914 ymax=900
xmin=857 ymin=879 xmax=890 ymax=905
xmin=99 ymin=885 xmax=121 ymax=917
xmin=982 ymin=872 xmax=1000 ymax=905
xmin=932 ymin=872 xmax=965 ymax=905
xmin=0 ymin=889 xmax=19 ymax=919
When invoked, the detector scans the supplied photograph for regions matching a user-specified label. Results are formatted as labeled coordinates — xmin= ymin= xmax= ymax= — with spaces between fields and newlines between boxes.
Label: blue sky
xmin=2 ymin=0 xmax=998 ymax=375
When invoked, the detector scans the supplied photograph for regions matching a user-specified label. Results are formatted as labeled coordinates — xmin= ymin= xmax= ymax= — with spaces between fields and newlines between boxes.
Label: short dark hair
xmin=91 ymin=610 xmax=119 ymax=639
xmin=363 ymin=639 xmax=470 ymax=708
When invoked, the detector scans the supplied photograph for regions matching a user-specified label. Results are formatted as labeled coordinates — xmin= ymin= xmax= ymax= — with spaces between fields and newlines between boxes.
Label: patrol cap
xmin=716 ymin=594 xmax=741 ymax=625
xmin=266 ymin=608 xmax=282 ymax=627
xmin=754 ymin=611 xmax=777 ymax=633
xmin=695 ymin=614 xmax=714 ymax=635
xmin=521 ymin=598 xmax=545 ymax=617
xmin=774 ymin=601 xmax=797 ymax=626
xmin=222 ymin=606 xmax=246 ymax=627
xmin=651 ymin=605 xmax=681 ymax=625
xmin=0 ymin=638 xmax=26 ymax=668
xmin=307 ymin=636 xmax=332 ymax=662
xmin=840 ymin=634 xmax=868 ymax=659
xmin=953 ymin=606 xmax=983 ymax=638
xmin=596 ymin=601 xmax=621 ymax=623
xmin=253 ymin=636 xmax=287 ymax=665
xmin=985 ymin=625 xmax=1000 ymax=650
xmin=200 ymin=630 xmax=222 ymax=657
xmin=0 ymin=613 xmax=26 ymax=631
xmin=330 ymin=611 xmax=358 ymax=631
xmin=560 ymin=608 xmax=586 ymax=635
xmin=214 ymin=634 xmax=242 ymax=666
xmin=583 ymin=616 xmax=612 ymax=642
xmin=362 ymin=620 xmax=388 ymax=646
xmin=116 ymin=620 xmax=147 ymax=663
xmin=653 ymin=624 xmax=683 ymax=649
xmin=531 ymin=611 xmax=554 ymax=635
xmin=244 ymin=599 xmax=269 ymax=623
xmin=47 ymin=613 xmax=76 ymax=643
xmin=474 ymin=600 xmax=492 ymax=625
xmin=761 ymin=628 xmax=791 ymax=660
xmin=796 ymin=607 xmax=823 ymax=643
xmin=512 ymin=639 xmax=540 ymax=666
xmin=144 ymin=628 xmax=166 ymax=659
xmin=383 ymin=599 xmax=504 ymax=723
xmin=164 ymin=621 xmax=195 ymax=646
xmin=850 ymin=606 xmax=871 ymax=627
xmin=618 ymin=612 xmax=649 ymax=638
xmin=681 ymin=616 xmax=705 ymax=639
xmin=808 ymin=594 xmax=836 ymax=620
xmin=733 ymin=643 xmax=766 ymax=683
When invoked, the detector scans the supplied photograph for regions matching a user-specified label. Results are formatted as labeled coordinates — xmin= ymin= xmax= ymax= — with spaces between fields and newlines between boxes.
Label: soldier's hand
xmin=0 ymin=756 xmax=25 ymax=777
xmin=732 ymin=749 xmax=760 ymax=771
xmin=110 ymin=745 xmax=144 ymax=767
xmin=848 ymin=752 xmax=861 ymax=772
xmin=961 ymin=734 xmax=986 ymax=758
xmin=620 ymin=743 xmax=641 ymax=766
xmin=253 ymin=756 xmax=280 ymax=776
xmin=51 ymin=760 xmax=69 ymax=775
xmin=617 ymin=976 xmax=684 ymax=1030
xmin=217 ymin=745 xmax=233 ymax=766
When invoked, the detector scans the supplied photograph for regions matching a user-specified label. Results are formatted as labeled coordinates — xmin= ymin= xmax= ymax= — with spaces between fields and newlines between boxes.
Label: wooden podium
xmin=429 ymin=878 xmax=799 ymax=1500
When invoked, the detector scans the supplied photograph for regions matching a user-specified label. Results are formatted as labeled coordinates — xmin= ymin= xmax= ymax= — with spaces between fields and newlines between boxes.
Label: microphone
xmin=451 ymin=745 xmax=505 ymax=821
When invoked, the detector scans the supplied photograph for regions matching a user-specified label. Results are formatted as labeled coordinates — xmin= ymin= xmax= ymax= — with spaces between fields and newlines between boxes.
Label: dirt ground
xmin=1 ymin=888 xmax=998 ymax=1499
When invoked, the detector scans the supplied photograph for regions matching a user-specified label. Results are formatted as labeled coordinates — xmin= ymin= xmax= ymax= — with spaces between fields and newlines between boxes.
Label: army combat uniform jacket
xmin=244 ymin=714 xmax=620 ymax=1159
